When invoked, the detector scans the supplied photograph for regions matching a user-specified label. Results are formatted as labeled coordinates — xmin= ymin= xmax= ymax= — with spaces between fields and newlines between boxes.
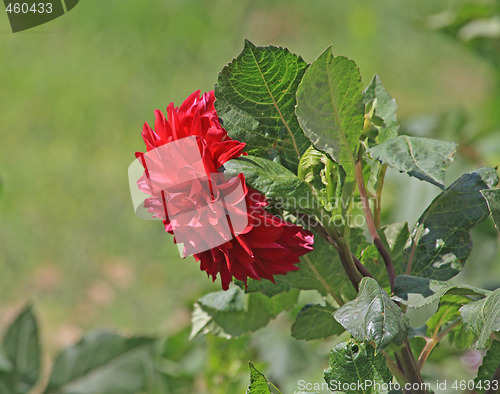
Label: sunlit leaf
xmin=215 ymin=40 xmax=309 ymax=173
xmin=296 ymin=47 xmax=364 ymax=180
xmin=247 ymin=362 xmax=279 ymax=394
xmin=367 ymin=136 xmax=457 ymax=189
xmin=363 ymin=74 xmax=399 ymax=143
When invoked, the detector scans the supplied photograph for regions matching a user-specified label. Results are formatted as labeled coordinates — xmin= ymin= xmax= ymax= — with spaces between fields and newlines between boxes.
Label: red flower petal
xmin=137 ymin=90 xmax=314 ymax=290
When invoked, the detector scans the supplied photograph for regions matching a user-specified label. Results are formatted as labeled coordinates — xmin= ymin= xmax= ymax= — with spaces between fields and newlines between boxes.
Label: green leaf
xmin=215 ymin=40 xmax=309 ymax=173
xmin=237 ymin=276 xmax=292 ymax=297
xmin=283 ymin=234 xmax=356 ymax=302
xmin=291 ymin=304 xmax=344 ymax=340
xmin=481 ymin=188 xmax=500 ymax=232
xmin=393 ymin=275 xmax=490 ymax=308
xmin=297 ymin=145 xmax=329 ymax=190
xmin=460 ymin=288 xmax=500 ymax=349
xmin=296 ymin=47 xmax=364 ymax=181
xmin=405 ymin=167 xmax=499 ymax=280
xmin=247 ymin=362 xmax=279 ymax=394
xmin=366 ymin=136 xmax=457 ymax=189
xmin=0 ymin=347 xmax=13 ymax=373
xmin=426 ymin=294 xmax=477 ymax=349
xmin=0 ymin=347 xmax=15 ymax=394
xmin=334 ymin=277 xmax=409 ymax=350
xmin=44 ymin=330 xmax=155 ymax=394
xmin=475 ymin=341 xmax=500 ymax=394
xmin=224 ymin=156 xmax=319 ymax=216
xmin=324 ymin=342 xmax=392 ymax=394
xmin=297 ymin=146 xmax=348 ymax=215
xmin=190 ymin=287 xmax=299 ymax=339
xmin=3 ymin=305 xmax=40 ymax=393
xmin=363 ymin=74 xmax=399 ymax=143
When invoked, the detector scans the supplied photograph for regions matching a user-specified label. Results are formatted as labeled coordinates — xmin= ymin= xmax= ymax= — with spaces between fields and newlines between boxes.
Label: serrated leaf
xmin=291 ymin=304 xmax=344 ymax=340
xmin=283 ymin=234 xmax=356 ymax=302
xmin=3 ymin=305 xmax=40 ymax=394
xmin=475 ymin=341 xmax=500 ymax=393
xmin=44 ymin=330 xmax=155 ymax=394
xmin=296 ymin=47 xmax=364 ymax=181
xmin=247 ymin=362 xmax=279 ymax=394
xmin=224 ymin=156 xmax=319 ymax=216
xmin=190 ymin=287 xmax=299 ymax=339
xmin=460 ymin=288 xmax=500 ymax=349
xmin=393 ymin=275 xmax=490 ymax=308
xmin=363 ymin=74 xmax=399 ymax=143
xmin=215 ymin=40 xmax=309 ymax=173
xmin=334 ymin=278 xmax=409 ymax=350
xmin=367 ymin=136 xmax=457 ymax=189
xmin=481 ymin=188 xmax=500 ymax=232
xmin=324 ymin=342 xmax=392 ymax=394
xmin=405 ymin=167 xmax=499 ymax=281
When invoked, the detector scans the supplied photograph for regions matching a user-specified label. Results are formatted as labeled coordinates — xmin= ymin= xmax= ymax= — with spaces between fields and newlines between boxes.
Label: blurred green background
xmin=1 ymin=0 xmax=499 ymax=392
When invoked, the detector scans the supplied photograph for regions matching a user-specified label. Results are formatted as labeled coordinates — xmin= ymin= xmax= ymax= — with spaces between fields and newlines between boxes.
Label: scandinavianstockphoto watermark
xmin=296 ymin=379 xmax=430 ymax=393
xmin=295 ymin=378 xmax=499 ymax=393
xmin=260 ymin=193 xmax=372 ymax=230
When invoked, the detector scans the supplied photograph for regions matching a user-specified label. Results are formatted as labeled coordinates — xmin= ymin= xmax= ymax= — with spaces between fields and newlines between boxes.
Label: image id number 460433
xmin=5 ymin=2 xmax=53 ymax=13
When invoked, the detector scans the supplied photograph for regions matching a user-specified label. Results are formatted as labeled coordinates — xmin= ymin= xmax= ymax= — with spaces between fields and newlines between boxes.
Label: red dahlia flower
xmin=135 ymin=90 xmax=313 ymax=290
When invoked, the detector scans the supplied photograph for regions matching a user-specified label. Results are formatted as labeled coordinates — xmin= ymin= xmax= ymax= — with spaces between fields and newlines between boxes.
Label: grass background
xmin=1 ymin=0 xmax=499 ymax=392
